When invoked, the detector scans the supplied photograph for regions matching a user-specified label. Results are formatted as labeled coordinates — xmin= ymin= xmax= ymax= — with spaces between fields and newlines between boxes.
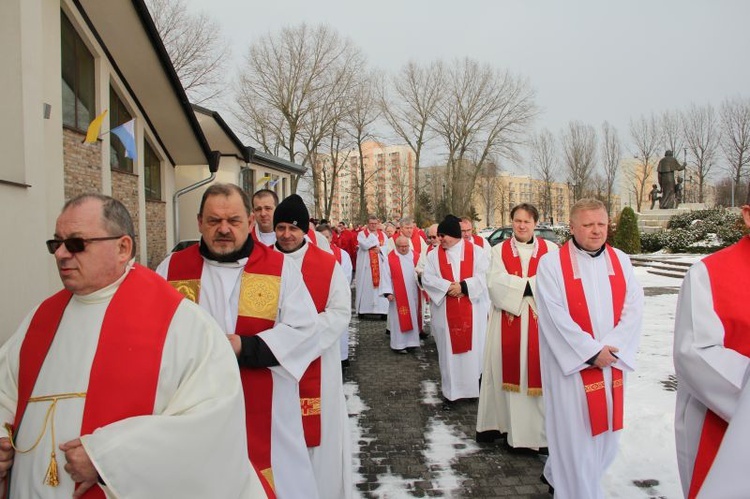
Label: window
xmin=282 ymin=177 xmax=287 ymax=198
xmin=109 ymin=86 xmax=133 ymax=172
xmin=241 ymin=168 xmax=255 ymax=195
xmin=144 ymin=141 xmax=161 ymax=201
xmin=61 ymin=12 xmax=95 ymax=131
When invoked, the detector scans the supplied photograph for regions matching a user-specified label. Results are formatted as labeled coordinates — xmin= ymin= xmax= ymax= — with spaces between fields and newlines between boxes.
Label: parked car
xmin=486 ymin=226 xmax=562 ymax=247
xmin=170 ymin=239 xmax=199 ymax=253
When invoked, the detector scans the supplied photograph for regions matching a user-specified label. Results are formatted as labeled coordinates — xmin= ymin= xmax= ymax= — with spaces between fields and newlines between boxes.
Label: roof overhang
xmin=74 ymin=0 xmax=213 ymax=167
xmin=192 ymin=104 xmax=306 ymax=176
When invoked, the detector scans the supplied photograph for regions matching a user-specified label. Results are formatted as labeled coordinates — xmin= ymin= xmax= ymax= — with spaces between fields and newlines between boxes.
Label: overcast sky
xmin=186 ymin=0 xmax=750 ymax=173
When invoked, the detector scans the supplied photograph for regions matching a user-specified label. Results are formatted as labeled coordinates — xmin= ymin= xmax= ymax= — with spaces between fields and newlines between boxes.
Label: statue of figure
xmin=648 ymin=184 xmax=661 ymax=210
xmin=675 ymin=176 xmax=684 ymax=208
xmin=657 ymin=150 xmax=686 ymax=209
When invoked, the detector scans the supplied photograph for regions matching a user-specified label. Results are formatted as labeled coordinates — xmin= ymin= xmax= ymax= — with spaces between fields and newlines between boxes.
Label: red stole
xmin=387 ymin=251 xmax=415 ymax=332
xmin=14 ymin=266 xmax=181 ymax=499
xmin=472 ymin=234 xmax=485 ymax=248
xmin=167 ymin=243 xmax=282 ymax=498
xmin=560 ymin=241 xmax=626 ymax=437
xmin=500 ymin=238 xmax=548 ymax=396
xmin=437 ymin=241 xmax=474 ymax=354
xmin=306 ymin=228 xmax=318 ymax=246
xmin=688 ymin=236 xmax=750 ymax=499
xmin=331 ymin=243 xmax=343 ymax=264
xmin=299 ymin=244 xmax=336 ymax=447
xmin=364 ymin=229 xmax=385 ymax=287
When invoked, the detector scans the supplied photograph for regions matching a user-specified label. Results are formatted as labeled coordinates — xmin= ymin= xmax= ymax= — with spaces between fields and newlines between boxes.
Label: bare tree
xmin=719 ymin=96 xmax=750 ymax=206
xmin=474 ymin=161 xmax=503 ymax=227
xmin=529 ymin=128 xmax=559 ymax=222
xmin=146 ymin=0 xmax=230 ymax=104
xmin=347 ymin=72 xmax=383 ymax=221
xmin=628 ymin=114 xmax=662 ymax=212
xmin=600 ymin=121 xmax=621 ymax=217
xmin=560 ymin=121 xmax=597 ymax=203
xmin=431 ymin=58 xmax=536 ymax=216
xmin=380 ymin=61 xmax=445 ymax=225
xmin=683 ymin=103 xmax=720 ymax=203
xmin=317 ymin=114 xmax=355 ymax=220
xmin=660 ymin=110 xmax=684 ymax=158
xmin=235 ymin=23 xmax=365 ymax=195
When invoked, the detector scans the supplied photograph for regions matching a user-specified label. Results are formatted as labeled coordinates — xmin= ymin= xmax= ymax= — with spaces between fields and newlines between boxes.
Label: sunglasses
xmin=46 ymin=235 xmax=124 ymax=254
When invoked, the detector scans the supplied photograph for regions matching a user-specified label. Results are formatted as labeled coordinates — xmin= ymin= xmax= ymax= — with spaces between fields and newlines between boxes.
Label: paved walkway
xmin=344 ymin=314 xmax=550 ymax=498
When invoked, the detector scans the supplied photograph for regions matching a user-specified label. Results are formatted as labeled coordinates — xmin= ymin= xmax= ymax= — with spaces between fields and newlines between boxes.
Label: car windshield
xmin=488 ymin=227 xmax=561 ymax=246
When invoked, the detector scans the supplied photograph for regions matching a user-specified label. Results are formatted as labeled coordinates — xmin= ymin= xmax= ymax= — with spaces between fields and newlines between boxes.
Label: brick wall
xmin=63 ymin=128 xmax=102 ymax=199
xmin=112 ymin=169 xmax=140 ymax=260
xmin=145 ymin=200 xmax=166 ymax=269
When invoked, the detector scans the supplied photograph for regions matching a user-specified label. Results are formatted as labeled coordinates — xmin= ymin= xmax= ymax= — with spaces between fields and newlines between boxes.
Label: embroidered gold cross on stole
xmin=5 ymin=392 xmax=87 ymax=486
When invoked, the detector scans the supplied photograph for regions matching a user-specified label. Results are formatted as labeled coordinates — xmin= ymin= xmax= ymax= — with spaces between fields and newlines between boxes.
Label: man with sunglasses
xmin=0 ymin=194 xmax=262 ymax=498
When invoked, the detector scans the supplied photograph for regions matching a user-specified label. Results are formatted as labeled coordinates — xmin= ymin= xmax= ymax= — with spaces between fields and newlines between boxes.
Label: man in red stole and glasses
xmin=381 ymin=235 xmax=422 ymax=354
xmin=673 ymin=190 xmax=750 ymax=499
xmin=422 ymin=215 xmax=490 ymax=403
xmin=536 ymin=198 xmax=643 ymax=499
xmin=0 ymin=194 xmax=262 ymax=498
xmin=476 ymin=203 xmax=558 ymax=451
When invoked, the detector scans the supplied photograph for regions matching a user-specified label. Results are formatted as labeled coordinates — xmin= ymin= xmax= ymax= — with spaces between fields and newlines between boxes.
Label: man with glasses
xmin=0 ymin=194 xmax=262 ymax=498
xmin=355 ymin=215 xmax=389 ymax=319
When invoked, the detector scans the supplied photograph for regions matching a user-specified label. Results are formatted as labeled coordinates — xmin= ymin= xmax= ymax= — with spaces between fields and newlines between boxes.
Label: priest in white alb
xmin=156 ymin=183 xmax=319 ymax=499
xmin=381 ymin=235 xmax=422 ymax=353
xmin=0 ymin=194 xmax=263 ymax=498
xmin=673 ymin=198 xmax=750 ymax=499
xmin=355 ymin=216 xmax=389 ymax=317
xmin=536 ymin=199 xmax=643 ymax=499
xmin=271 ymin=195 xmax=353 ymax=499
xmin=422 ymin=215 xmax=490 ymax=402
xmin=477 ymin=203 xmax=557 ymax=450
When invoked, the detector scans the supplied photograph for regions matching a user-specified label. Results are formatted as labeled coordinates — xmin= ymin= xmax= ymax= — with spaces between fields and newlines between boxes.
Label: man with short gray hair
xmin=0 ymin=193 xmax=262 ymax=497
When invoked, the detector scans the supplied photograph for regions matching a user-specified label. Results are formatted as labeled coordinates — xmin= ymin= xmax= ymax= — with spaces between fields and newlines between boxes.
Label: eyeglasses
xmin=46 ymin=235 xmax=125 ymax=254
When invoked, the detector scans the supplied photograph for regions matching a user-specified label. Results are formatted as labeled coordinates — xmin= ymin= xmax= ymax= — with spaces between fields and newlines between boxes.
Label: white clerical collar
xmin=446 ymin=241 xmax=463 ymax=256
xmin=259 ymin=231 xmax=276 ymax=246
xmin=73 ymin=261 xmax=133 ymax=304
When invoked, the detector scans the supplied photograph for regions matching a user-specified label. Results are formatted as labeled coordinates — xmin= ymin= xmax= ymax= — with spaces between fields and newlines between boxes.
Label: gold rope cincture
xmin=4 ymin=392 xmax=86 ymax=487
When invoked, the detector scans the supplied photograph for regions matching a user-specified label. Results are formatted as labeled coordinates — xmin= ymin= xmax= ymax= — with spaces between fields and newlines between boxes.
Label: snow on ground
xmin=347 ymin=254 xmax=705 ymax=498
xmin=603 ymin=255 xmax=702 ymax=498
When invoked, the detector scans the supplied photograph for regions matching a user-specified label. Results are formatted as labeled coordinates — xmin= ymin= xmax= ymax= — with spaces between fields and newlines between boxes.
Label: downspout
xmin=173 ymin=151 xmax=221 ymax=242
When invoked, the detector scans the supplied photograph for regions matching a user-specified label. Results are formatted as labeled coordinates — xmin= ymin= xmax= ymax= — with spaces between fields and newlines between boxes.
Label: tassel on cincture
xmin=44 ymin=451 xmax=59 ymax=487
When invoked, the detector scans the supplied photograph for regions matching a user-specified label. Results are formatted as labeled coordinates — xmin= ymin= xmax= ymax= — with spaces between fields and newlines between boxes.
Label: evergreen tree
xmin=613 ymin=207 xmax=641 ymax=254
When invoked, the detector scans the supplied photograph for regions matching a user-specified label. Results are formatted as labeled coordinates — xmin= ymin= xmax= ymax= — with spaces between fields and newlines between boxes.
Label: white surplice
xmin=673 ymin=259 xmax=750 ymax=498
xmin=276 ymin=242 xmax=353 ymax=499
xmin=477 ymin=238 xmax=558 ymax=448
xmin=422 ymin=241 xmax=490 ymax=401
xmin=354 ymin=231 xmax=389 ymax=315
xmin=254 ymin=225 xmax=332 ymax=252
xmin=0 ymin=267 xmax=264 ymax=499
xmin=536 ymin=244 xmax=643 ymax=499
xmin=380 ymin=251 xmax=421 ymax=351
xmin=157 ymin=251 xmax=320 ymax=499
xmin=336 ymin=248 xmax=354 ymax=361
